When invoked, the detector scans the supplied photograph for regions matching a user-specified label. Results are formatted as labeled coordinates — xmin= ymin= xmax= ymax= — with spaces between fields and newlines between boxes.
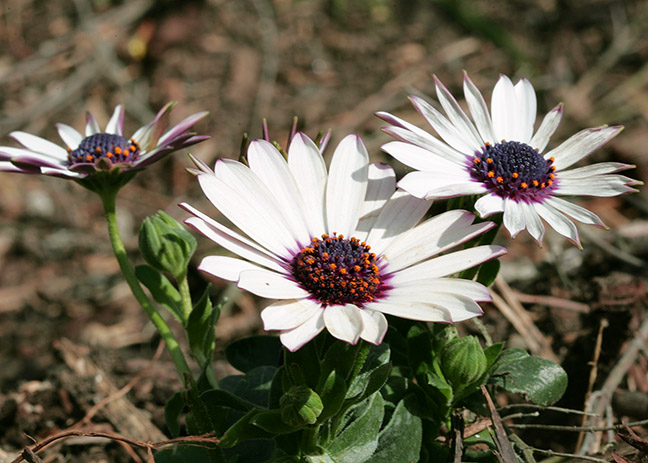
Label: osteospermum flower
xmin=378 ymin=73 xmax=641 ymax=247
xmin=182 ymin=133 xmax=505 ymax=351
xmin=0 ymin=102 xmax=208 ymax=181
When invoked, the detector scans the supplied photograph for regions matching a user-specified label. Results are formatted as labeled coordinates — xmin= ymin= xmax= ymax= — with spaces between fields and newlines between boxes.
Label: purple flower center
xmin=291 ymin=234 xmax=386 ymax=307
xmin=470 ymin=141 xmax=557 ymax=202
xmin=67 ymin=133 xmax=140 ymax=165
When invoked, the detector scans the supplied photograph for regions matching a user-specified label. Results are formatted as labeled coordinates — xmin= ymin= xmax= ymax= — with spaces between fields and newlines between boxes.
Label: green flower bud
xmin=440 ymin=336 xmax=488 ymax=390
xmin=280 ymin=385 xmax=323 ymax=427
xmin=139 ymin=211 xmax=197 ymax=281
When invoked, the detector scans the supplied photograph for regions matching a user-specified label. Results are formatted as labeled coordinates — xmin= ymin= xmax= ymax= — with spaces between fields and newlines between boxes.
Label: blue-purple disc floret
xmin=469 ymin=140 xmax=557 ymax=203
xmin=67 ymin=133 xmax=140 ymax=166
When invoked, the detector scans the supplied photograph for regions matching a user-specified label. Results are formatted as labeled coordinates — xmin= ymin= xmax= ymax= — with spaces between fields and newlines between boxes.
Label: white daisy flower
xmin=0 ymin=102 xmax=208 ymax=178
xmin=182 ymin=133 xmax=505 ymax=351
xmin=378 ymin=73 xmax=641 ymax=247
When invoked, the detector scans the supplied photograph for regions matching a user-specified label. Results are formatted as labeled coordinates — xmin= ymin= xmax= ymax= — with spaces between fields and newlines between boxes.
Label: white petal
xmin=463 ymin=73 xmax=496 ymax=144
xmin=365 ymin=190 xmax=431 ymax=256
xmin=280 ymin=310 xmax=325 ymax=352
xmin=0 ymin=146 xmax=67 ymax=169
xmin=56 ymin=124 xmax=83 ymax=149
xmin=503 ymin=199 xmax=526 ymax=238
xmin=490 ymin=75 xmax=518 ymax=142
xmin=387 ymin=278 xmax=491 ymax=301
xmin=182 ymin=204 xmax=284 ymax=272
xmin=397 ymin=171 xmax=482 ymax=200
xmin=384 ymin=210 xmax=495 ymax=272
xmin=355 ymin=162 xmax=397 ymax=238
xmin=358 ymin=309 xmax=388 ymax=345
xmin=238 ymin=268 xmax=310 ymax=299
xmin=198 ymin=255 xmax=263 ymax=281
xmin=546 ymin=126 xmax=623 ymax=170
xmin=390 ymin=245 xmax=507 ymax=281
xmin=530 ymin=104 xmax=563 ymax=152
xmin=558 ymin=162 xmax=635 ymax=179
xmin=544 ymin=196 xmax=606 ymax=227
xmin=106 ymin=105 xmax=124 ymax=135
xmin=9 ymin=132 xmax=68 ymax=159
xmin=379 ymin=119 xmax=468 ymax=165
xmin=367 ymin=299 xmax=452 ymax=323
xmin=199 ymin=168 xmax=296 ymax=255
xmin=410 ymin=95 xmax=480 ymax=154
xmin=520 ymin=201 xmax=545 ymax=244
xmin=85 ymin=112 xmax=100 ymax=136
xmin=261 ymin=299 xmax=322 ymax=331
xmin=553 ymin=176 xmax=638 ymax=197
xmin=434 ymin=76 xmax=484 ymax=149
xmin=382 ymin=292 xmax=484 ymax=322
xmin=247 ymin=140 xmax=311 ymax=245
xmin=423 ymin=182 xmax=488 ymax=199
xmin=381 ymin=141 xmax=469 ymax=173
xmin=326 ymin=135 xmax=368 ymax=237
xmin=533 ymin=202 xmax=581 ymax=247
xmin=288 ymin=133 xmax=327 ymax=234
xmin=474 ymin=193 xmax=505 ymax=218
xmin=323 ymin=304 xmax=363 ymax=345
xmin=513 ymin=78 xmax=537 ymax=143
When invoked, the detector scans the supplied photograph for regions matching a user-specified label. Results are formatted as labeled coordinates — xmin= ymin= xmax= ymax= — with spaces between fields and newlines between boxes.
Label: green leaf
xmin=346 ymin=363 xmax=391 ymax=402
xmin=220 ymin=366 xmax=276 ymax=408
xmin=164 ymin=392 xmax=185 ymax=438
xmin=491 ymin=351 xmax=568 ymax=406
xmin=200 ymin=388 xmax=257 ymax=413
xmin=187 ymin=285 xmax=219 ymax=367
xmin=367 ymin=395 xmax=422 ymax=463
xmin=327 ymin=392 xmax=385 ymax=463
xmin=318 ymin=370 xmax=347 ymax=422
xmin=225 ymin=335 xmax=282 ymax=373
xmin=250 ymin=409 xmax=302 ymax=434
xmin=135 ymin=265 xmax=184 ymax=323
xmin=219 ymin=409 xmax=273 ymax=448
xmin=476 ymin=258 xmax=500 ymax=287
xmin=484 ymin=342 xmax=505 ymax=370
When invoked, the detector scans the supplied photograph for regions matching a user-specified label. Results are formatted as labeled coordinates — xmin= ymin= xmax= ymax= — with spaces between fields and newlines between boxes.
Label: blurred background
xmin=0 ymin=0 xmax=646 ymax=460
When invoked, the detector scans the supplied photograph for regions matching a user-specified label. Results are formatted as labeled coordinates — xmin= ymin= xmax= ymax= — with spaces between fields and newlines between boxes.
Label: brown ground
xmin=0 ymin=0 xmax=647 ymax=461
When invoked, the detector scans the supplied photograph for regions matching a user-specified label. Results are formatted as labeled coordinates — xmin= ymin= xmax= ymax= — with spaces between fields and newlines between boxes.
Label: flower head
xmin=378 ymin=73 xmax=642 ymax=247
xmin=182 ymin=132 xmax=505 ymax=351
xmin=0 ymin=102 xmax=209 ymax=188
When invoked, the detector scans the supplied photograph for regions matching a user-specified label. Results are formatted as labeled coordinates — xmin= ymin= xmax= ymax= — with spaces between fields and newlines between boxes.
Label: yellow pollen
xmin=541 ymin=183 xmax=546 ymax=188
xmin=107 ymin=152 xmax=114 ymax=158
xmin=339 ymin=268 xmax=347 ymax=274
xmin=548 ymin=180 xmax=553 ymax=186
xmin=487 ymin=171 xmax=495 ymax=178
xmin=114 ymin=147 xmax=122 ymax=155
xmin=521 ymin=182 xmax=528 ymax=188
xmin=85 ymin=154 xmax=93 ymax=162
xmin=95 ymin=147 xmax=102 ymax=153
xmin=496 ymin=176 xmax=503 ymax=183
xmin=329 ymin=263 xmax=337 ymax=270
xmin=532 ymin=180 xmax=539 ymax=186
xmin=486 ymin=158 xmax=493 ymax=164
xmin=66 ymin=147 xmax=71 ymax=152
xmin=512 ymin=172 xmax=519 ymax=178
xmin=549 ymin=157 xmax=555 ymax=162
xmin=473 ymin=158 xmax=481 ymax=164
xmin=549 ymin=173 xmax=555 ymax=179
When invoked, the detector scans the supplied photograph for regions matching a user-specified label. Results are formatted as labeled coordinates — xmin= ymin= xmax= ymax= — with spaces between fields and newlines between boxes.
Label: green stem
xmin=177 ymin=275 xmax=193 ymax=323
xmin=101 ymin=191 xmax=192 ymax=381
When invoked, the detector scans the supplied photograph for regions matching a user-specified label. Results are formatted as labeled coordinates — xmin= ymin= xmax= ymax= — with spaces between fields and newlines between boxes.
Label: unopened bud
xmin=440 ymin=336 xmax=488 ymax=389
xmin=280 ymin=385 xmax=323 ymax=426
xmin=139 ymin=211 xmax=196 ymax=280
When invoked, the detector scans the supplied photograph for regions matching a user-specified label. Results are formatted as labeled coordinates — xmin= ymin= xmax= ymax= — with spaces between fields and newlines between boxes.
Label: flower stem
xmin=101 ymin=191 xmax=192 ymax=380
xmin=177 ymin=275 xmax=193 ymax=323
